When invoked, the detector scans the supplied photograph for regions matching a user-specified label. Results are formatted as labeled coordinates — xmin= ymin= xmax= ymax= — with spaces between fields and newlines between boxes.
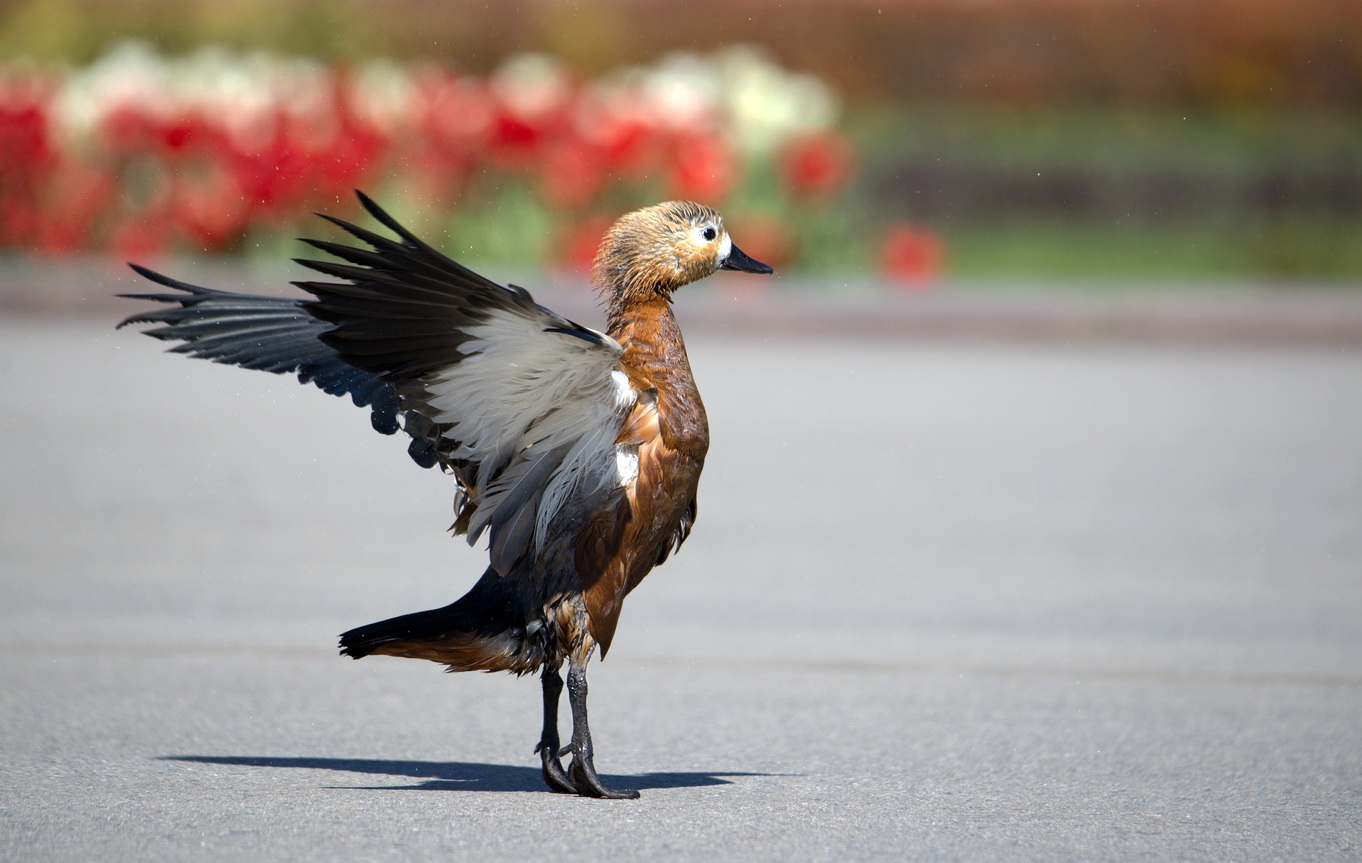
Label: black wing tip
xmin=114 ymin=304 xmax=163 ymax=328
xmin=124 ymin=262 xmax=194 ymax=292
xmin=312 ymin=212 xmax=357 ymax=234
xmin=338 ymin=643 xmax=371 ymax=660
xmin=127 ymin=261 xmax=160 ymax=280
xmin=353 ymin=189 xmax=404 ymax=236
xmin=120 ymin=262 xmax=223 ymax=298
xmin=303 ymin=209 xmax=407 ymax=259
xmin=295 ymin=237 xmax=342 ymax=255
xmin=354 ymin=188 xmax=382 ymax=217
xmin=117 ymin=264 xmax=208 ymax=327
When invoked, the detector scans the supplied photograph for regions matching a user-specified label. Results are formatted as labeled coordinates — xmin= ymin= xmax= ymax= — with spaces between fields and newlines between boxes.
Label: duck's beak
xmin=721 ymin=243 xmax=774 ymax=275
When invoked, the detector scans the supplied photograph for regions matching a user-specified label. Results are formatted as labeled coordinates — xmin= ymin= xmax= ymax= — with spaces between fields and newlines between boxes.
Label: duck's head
xmin=594 ymin=201 xmax=773 ymax=313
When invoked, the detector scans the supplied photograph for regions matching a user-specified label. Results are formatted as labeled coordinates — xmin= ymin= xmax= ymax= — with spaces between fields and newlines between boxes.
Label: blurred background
xmin=1 ymin=0 xmax=1360 ymax=296
xmin=5 ymin=5 xmax=1362 ymax=857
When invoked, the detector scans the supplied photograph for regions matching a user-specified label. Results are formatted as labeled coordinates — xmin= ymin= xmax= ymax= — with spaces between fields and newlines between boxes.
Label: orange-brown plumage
xmin=118 ymin=192 xmax=772 ymax=799
xmin=582 ymin=293 xmax=710 ymax=654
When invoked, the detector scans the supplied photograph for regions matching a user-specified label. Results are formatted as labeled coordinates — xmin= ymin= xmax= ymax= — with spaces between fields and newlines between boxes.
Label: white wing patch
xmin=419 ymin=305 xmax=635 ymax=572
xmin=614 ymin=448 xmax=640 ymax=488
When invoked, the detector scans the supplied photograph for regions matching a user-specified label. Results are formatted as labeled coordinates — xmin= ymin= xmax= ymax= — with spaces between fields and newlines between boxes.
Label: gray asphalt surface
xmin=2 ymin=316 xmax=1361 ymax=861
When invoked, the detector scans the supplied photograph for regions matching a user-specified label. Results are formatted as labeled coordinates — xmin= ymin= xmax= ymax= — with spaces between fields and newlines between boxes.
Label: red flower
xmin=313 ymin=119 xmax=386 ymax=202
xmin=410 ymin=73 xmax=490 ymax=202
xmin=485 ymin=85 xmax=572 ymax=171
xmin=780 ymin=131 xmax=856 ymax=200
xmin=158 ymin=112 xmax=215 ymax=156
xmin=668 ymin=130 xmax=734 ymax=203
xmin=101 ymin=104 xmax=159 ymax=156
xmin=880 ymin=224 xmax=945 ymax=287
xmin=539 ymin=136 xmax=606 ymax=209
xmin=174 ymin=169 xmax=249 ymax=252
xmin=36 ymin=160 xmax=116 ymax=254
xmin=227 ymin=115 xmax=312 ymax=218
xmin=0 ymin=85 xmax=56 ymax=188
xmin=0 ymin=53 xmax=857 ymax=266
xmin=574 ymin=92 xmax=657 ymax=180
xmin=415 ymin=73 xmax=492 ymax=144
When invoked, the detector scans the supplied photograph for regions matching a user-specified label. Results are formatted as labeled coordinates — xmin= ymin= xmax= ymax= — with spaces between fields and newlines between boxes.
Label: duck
xmin=118 ymin=191 xmax=773 ymax=799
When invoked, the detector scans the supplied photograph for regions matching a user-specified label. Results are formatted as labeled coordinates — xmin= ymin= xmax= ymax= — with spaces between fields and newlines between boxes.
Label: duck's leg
xmin=534 ymin=663 xmax=575 ymax=794
xmin=563 ymin=662 xmax=639 ymax=799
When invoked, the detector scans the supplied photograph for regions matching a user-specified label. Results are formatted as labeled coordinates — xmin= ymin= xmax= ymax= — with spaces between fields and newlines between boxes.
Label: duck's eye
xmin=702 ymin=226 xmax=717 ymax=242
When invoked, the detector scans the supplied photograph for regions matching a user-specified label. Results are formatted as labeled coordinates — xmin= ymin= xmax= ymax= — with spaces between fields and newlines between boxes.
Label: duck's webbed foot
xmin=537 ymin=742 xmax=575 ymax=794
xmin=563 ymin=663 xmax=640 ymax=800
xmin=564 ymin=745 xmax=638 ymax=799
xmin=535 ymin=664 xmax=575 ymax=794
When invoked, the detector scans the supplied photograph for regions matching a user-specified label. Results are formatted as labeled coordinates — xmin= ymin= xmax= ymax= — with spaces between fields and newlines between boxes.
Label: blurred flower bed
xmin=0 ymin=43 xmax=944 ymax=283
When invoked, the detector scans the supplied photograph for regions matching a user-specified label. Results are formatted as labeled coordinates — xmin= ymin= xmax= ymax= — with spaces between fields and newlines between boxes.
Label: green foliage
xmin=940 ymin=216 xmax=1362 ymax=281
xmin=853 ymin=105 xmax=1362 ymax=281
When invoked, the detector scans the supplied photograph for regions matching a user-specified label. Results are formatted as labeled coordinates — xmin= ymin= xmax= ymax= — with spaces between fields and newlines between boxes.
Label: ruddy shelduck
xmin=119 ymin=192 xmax=773 ymax=798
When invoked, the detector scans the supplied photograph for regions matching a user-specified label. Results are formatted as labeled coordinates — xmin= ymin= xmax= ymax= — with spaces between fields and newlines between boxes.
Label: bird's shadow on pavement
xmin=161 ymin=755 xmax=767 ymax=793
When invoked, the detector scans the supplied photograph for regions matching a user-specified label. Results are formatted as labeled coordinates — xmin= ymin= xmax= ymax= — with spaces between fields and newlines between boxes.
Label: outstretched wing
xmin=116 ymin=268 xmax=450 ymax=466
xmin=295 ymin=192 xmax=635 ymax=574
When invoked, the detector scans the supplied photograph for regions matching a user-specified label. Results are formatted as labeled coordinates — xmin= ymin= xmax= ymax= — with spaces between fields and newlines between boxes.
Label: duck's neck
xmin=607 ymin=292 xmax=685 ymax=368
xmin=606 ymin=286 xmax=668 ymax=335
xmin=605 ymin=290 xmax=708 ymax=454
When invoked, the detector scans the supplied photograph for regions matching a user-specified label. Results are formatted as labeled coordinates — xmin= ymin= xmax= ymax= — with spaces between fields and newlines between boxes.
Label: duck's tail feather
xmin=338 ymin=567 xmax=543 ymax=674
